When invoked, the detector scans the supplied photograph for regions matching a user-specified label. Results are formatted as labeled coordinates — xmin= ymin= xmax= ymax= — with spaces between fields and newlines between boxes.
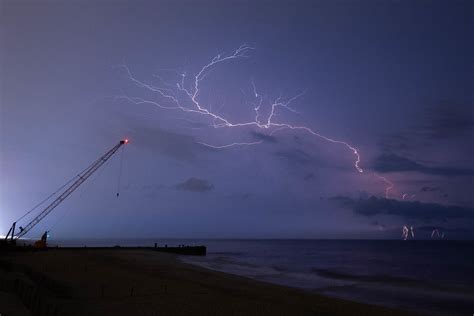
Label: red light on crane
xmin=124 ymin=139 xmax=129 ymax=144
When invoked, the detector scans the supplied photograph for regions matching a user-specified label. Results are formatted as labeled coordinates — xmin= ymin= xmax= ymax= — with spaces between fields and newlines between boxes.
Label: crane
xmin=3 ymin=139 xmax=129 ymax=246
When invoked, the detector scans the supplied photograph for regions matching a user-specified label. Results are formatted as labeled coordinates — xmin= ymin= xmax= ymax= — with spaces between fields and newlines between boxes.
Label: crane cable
xmin=14 ymin=154 xmax=103 ymax=224
xmin=48 ymin=144 xmax=126 ymax=233
xmin=116 ymin=145 xmax=125 ymax=198
xmin=15 ymin=176 xmax=77 ymax=224
xmin=50 ymin=144 xmax=126 ymax=232
xmin=47 ymin=159 xmax=109 ymax=233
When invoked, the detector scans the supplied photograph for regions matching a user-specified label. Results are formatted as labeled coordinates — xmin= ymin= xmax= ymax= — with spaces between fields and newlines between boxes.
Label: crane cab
xmin=33 ymin=231 xmax=48 ymax=248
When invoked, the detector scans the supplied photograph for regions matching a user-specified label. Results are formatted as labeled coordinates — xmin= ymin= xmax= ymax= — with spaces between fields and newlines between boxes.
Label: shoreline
xmin=0 ymin=248 xmax=412 ymax=315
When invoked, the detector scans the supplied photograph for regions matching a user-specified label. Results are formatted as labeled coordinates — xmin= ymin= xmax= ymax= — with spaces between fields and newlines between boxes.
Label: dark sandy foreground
xmin=0 ymin=249 xmax=412 ymax=316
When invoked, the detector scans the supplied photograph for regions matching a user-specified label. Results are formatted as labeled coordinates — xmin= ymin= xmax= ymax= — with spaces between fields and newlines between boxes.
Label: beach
xmin=0 ymin=248 xmax=408 ymax=316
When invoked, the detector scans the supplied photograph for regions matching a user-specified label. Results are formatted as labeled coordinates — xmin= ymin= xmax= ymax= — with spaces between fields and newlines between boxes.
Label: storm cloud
xmin=274 ymin=149 xmax=315 ymax=166
xmin=175 ymin=177 xmax=214 ymax=192
xmin=417 ymin=102 xmax=474 ymax=140
xmin=129 ymin=126 xmax=205 ymax=163
xmin=331 ymin=195 xmax=474 ymax=222
xmin=250 ymin=131 xmax=278 ymax=143
xmin=373 ymin=153 xmax=474 ymax=176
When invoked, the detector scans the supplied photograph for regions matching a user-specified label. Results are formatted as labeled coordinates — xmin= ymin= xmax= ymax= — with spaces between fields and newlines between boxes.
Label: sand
xmin=0 ymin=249 xmax=412 ymax=316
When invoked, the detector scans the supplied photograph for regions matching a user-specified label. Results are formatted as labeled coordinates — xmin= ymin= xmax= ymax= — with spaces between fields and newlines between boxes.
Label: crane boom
xmin=9 ymin=139 xmax=128 ymax=240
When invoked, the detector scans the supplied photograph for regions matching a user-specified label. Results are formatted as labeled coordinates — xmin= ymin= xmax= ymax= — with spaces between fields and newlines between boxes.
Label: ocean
xmin=52 ymin=239 xmax=474 ymax=315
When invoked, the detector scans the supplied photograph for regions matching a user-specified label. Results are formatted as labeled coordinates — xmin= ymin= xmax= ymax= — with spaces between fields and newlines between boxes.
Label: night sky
xmin=1 ymin=0 xmax=473 ymax=239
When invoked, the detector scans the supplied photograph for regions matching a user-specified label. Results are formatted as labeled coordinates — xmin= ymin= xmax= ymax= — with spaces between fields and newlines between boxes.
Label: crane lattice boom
xmin=6 ymin=139 xmax=128 ymax=241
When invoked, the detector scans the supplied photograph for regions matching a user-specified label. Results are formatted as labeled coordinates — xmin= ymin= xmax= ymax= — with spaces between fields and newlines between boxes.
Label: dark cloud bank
xmin=331 ymin=196 xmax=474 ymax=222
xmin=275 ymin=149 xmax=316 ymax=166
xmin=129 ymin=125 xmax=205 ymax=163
xmin=175 ymin=177 xmax=214 ymax=192
xmin=373 ymin=153 xmax=474 ymax=176
xmin=418 ymin=102 xmax=474 ymax=140
xmin=250 ymin=131 xmax=278 ymax=143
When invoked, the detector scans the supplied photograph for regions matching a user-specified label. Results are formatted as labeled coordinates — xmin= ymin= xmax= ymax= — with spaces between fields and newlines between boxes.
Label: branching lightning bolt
xmin=118 ymin=45 xmax=364 ymax=174
xmin=198 ymin=141 xmax=263 ymax=149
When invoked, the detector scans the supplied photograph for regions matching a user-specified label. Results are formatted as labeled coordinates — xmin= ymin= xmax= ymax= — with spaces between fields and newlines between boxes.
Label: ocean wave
xmin=311 ymin=268 xmax=474 ymax=294
xmin=210 ymin=256 xmax=259 ymax=268
xmin=209 ymin=251 xmax=245 ymax=256
xmin=271 ymin=265 xmax=288 ymax=272
xmin=312 ymin=268 xmax=418 ymax=284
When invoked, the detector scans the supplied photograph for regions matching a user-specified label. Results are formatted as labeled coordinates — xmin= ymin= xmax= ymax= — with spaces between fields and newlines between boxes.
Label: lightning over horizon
xmin=116 ymin=45 xmax=405 ymax=196
xmin=0 ymin=0 xmax=474 ymax=240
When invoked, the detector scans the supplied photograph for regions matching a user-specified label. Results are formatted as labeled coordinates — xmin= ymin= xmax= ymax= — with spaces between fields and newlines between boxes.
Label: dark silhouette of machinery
xmin=2 ymin=139 xmax=129 ymax=248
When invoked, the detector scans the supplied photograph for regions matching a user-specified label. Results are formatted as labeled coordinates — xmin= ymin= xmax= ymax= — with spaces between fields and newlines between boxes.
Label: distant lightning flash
xmin=119 ymin=45 xmax=364 ymax=174
xmin=431 ymin=229 xmax=445 ymax=239
xmin=431 ymin=229 xmax=440 ymax=238
xmin=375 ymin=174 xmax=394 ymax=198
xmin=402 ymin=225 xmax=415 ymax=240
xmin=375 ymin=174 xmax=414 ymax=201
xmin=402 ymin=225 xmax=409 ymax=240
